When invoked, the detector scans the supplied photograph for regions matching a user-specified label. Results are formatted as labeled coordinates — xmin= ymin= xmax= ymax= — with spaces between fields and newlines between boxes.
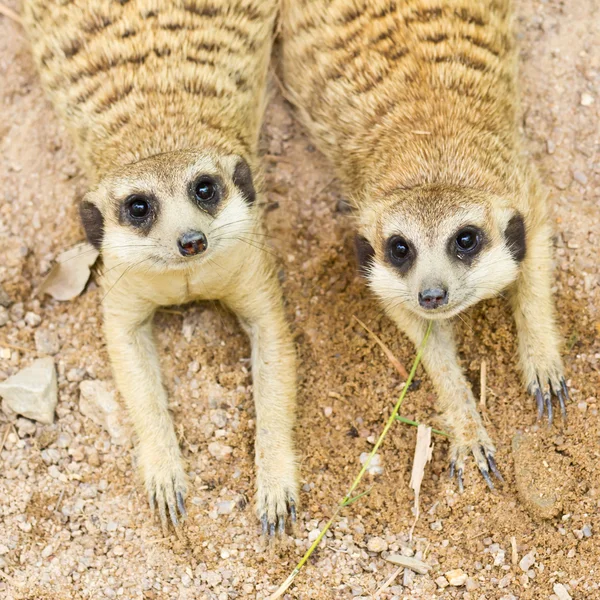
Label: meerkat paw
xmin=140 ymin=445 xmax=187 ymax=530
xmin=447 ymin=417 xmax=503 ymax=492
xmin=528 ymin=368 xmax=568 ymax=425
xmin=255 ymin=461 xmax=298 ymax=537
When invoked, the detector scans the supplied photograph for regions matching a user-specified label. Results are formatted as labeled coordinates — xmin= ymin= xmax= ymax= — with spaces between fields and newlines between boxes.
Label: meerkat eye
xmin=126 ymin=195 xmax=151 ymax=220
xmin=195 ymin=177 xmax=218 ymax=203
xmin=388 ymin=236 xmax=411 ymax=264
xmin=455 ymin=227 xmax=482 ymax=254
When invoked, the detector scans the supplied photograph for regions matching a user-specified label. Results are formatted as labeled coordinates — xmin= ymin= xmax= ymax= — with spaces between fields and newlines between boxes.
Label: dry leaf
xmin=409 ymin=424 xmax=434 ymax=519
xmin=38 ymin=242 xmax=99 ymax=301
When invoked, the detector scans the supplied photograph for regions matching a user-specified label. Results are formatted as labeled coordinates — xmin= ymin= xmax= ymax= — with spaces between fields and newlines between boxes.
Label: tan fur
xmin=23 ymin=0 xmax=298 ymax=530
xmin=282 ymin=0 xmax=565 ymax=481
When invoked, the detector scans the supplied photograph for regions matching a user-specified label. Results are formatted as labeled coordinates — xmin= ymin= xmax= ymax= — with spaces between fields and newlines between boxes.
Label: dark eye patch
xmin=449 ymin=225 xmax=486 ymax=265
xmin=189 ymin=174 xmax=223 ymax=216
xmin=386 ymin=235 xmax=415 ymax=274
xmin=118 ymin=193 xmax=157 ymax=234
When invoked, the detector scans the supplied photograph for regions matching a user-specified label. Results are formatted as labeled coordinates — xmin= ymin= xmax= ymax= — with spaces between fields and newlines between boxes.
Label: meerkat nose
xmin=418 ymin=288 xmax=449 ymax=310
xmin=177 ymin=231 xmax=208 ymax=257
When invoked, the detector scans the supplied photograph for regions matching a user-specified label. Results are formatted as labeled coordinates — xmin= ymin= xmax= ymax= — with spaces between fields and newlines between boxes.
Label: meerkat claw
xmin=480 ymin=468 xmax=495 ymax=490
xmin=487 ymin=454 xmax=504 ymax=481
xmin=534 ymin=387 xmax=544 ymax=421
xmin=176 ymin=492 xmax=187 ymax=519
xmin=289 ymin=498 xmax=297 ymax=523
xmin=545 ymin=389 xmax=553 ymax=425
xmin=457 ymin=468 xmax=464 ymax=493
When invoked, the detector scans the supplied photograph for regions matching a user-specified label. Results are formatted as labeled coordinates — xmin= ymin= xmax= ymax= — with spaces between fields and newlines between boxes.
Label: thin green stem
xmin=269 ymin=321 xmax=433 ymax=600
xmin=395 ymin=415 xmax=449 ymax=438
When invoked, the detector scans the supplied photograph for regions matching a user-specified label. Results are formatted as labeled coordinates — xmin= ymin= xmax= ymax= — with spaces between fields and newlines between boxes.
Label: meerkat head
xmin=79 ymin=149 xmax=257 ymax=271
xmin=356 ymin=185 xmax=526 ymax=320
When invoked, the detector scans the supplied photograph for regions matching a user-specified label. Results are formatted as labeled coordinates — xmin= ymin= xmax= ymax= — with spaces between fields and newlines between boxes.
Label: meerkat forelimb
xmin=24 ymin=0 xmax=298 ymax=533
xmin=282 ymin=0 xmax=566 ymax=489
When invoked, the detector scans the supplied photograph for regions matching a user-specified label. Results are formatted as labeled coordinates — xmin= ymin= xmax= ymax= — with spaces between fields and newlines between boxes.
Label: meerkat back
xmin=23 ymin=1 xmax=299 ymax=534
xmin=282 ymin=0 xmax=566 ymax=488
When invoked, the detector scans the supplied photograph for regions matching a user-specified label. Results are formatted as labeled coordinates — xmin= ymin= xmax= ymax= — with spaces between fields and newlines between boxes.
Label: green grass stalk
xmin=269 ymin=321 xmax=433 ymax=599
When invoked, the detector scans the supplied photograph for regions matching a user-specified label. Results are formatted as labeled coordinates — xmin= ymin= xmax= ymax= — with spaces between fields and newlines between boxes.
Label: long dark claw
xmin=480 ymin=469 xmax=494 ymax=490
xmin=269 ymin=522 xmax=276 ymax=537
xmin=261 ymin=514 xmax=268 ymax=535
xmin=561 ymin=378 xmax=569 ymax=401
xmin=449 ymin=460 xmax=456 ymax=479
xmin=176 ymin=492 xmax=187 ymax=520
xmin=487 ymin=455 xmax=504 ymax=482
xmin=557 ymin=389 xmax=567 ymax=421
xmin=545 ymin=390 xmax=553 ymax=425
xmin=534 ymin=388 xmax=544 ymax=421
xmin=289 ymin=499 xmax=297 ymax=523
xmin=168 ymin=501 xmax=178 ymax=527
xmin=278 ymin=516 xmax=285 ymax=535
xmin=158 ymin=498 xmax=167 ymax=529
xmin=457 ymin=468 xmax=464 ymax=493
xmin=149 ymin=492 xmax=156 ymax=513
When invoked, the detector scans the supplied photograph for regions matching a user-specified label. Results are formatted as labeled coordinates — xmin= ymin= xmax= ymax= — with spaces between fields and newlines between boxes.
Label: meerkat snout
xmin=418 ymin=287 xmax=449 ymax=310
xmin=177 ymin=231 xmax=208 ymax=257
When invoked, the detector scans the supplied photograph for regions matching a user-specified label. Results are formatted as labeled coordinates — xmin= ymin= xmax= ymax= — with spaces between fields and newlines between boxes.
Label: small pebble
xmin=581 ymin=92 xmax=595 ymax=106
xmin=0 ymin=307 xmax=9 ymax=327
xmin=207 ymin=442 xmax=233 ymax=460
xmin=367 ymin=536 xmax=388 ymax=553
xmin=519 ymin=551 xmax=536 ymax=571
xmin=323 ymin=406 xmax=333 ymax=417
xmin=435 ymin=576 xmax=449 ymax=589
xmin=446 ymin=569 xmax=468 ymax=586
xmin=0 ymin=545 xmax=9 ymax=555
xmin=308 ymin=529 xmax=320 ymax=543
xmin=216 ymin=501 xmax=235 ymax=515
xmin=553 ymin=583 xmax=572 ymax=600
xmin=573 ymin=170 xmax=588 ymax=186
xmin=41 ymin=545 xmax=53 ymax=558
xmin=582 ymin=524 xmax=592 ymax=537
xmin=24 ymin=311 xmax=42 ymax=327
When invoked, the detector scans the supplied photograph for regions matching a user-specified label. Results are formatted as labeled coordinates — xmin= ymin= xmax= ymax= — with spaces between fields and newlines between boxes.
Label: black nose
xmin=418 ymin=288 xmax=448 ymax=309
xmin=177 ymin=231 xmax=208 ymax=257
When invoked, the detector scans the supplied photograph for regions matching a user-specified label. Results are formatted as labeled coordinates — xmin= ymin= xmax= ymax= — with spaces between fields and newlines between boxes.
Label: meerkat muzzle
xmin=177 ymin=231 xmax=208 ymax=257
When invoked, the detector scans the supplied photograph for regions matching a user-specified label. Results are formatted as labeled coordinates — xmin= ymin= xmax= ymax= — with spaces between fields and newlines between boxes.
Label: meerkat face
xmin=359 ymin=186 xmax=526 ymax=320
xmin=79 ymin=150 xmax=257 ymax=272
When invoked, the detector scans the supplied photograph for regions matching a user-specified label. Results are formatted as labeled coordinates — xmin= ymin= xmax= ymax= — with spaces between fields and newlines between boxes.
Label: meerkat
xmin=23 ymin=0 xmax=298 ymax=533
xmin=281 ymin=0 xmax=567 ymax=488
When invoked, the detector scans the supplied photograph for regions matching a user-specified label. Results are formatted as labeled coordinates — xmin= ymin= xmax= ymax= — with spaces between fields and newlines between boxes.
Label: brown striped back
xmin=282 ymin=0 xmax=524 ymax=201
xmin=23 ymin=0 xmax=278 ymax=181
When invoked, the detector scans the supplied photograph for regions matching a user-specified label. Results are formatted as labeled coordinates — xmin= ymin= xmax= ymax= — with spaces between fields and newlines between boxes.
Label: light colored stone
xmin=384 ymin=554 xmax=431 ymax=575
xmin=79 ymin=380 xmax=128 ymax=445
xmin=446 ymin=569 xmax=468 ymax=586
xmin=435 ymin=576 xmax=449 ymax=589
xmin=216 ymin=500 xmax=235 ymax=515
xmin=0 ymin=545 xmax=9 ymax=555
xmin=581 ymin=92 xmax=594 ymax=106
xmin=553 ymin=583 xmax=572 ymax=600
xmin=207 ymin=442 xmax=233 ymax=460
xmin=0 ymin=358 xmax=57 ymax=424
xmin=34 ymin=329 xmax=60 ymax=355
xmin=519 ymin=551 xmax=536 ymax=571
xmin=308 ymin=529 xmax=320 ymax=542
xmin=0 ymin=306 xmax=8 ymax=327
xmin=367 ymin=536 xmax=388 ymax=553
xmin=359 ymin=452 xmax=383 ymax=475
xmin=24 ymin=311 xmax=41 ymax=327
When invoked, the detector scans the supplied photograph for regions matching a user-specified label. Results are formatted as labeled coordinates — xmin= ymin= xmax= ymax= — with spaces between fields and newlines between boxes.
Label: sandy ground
xmin=0 ymin=1 xmax=599 ymax=599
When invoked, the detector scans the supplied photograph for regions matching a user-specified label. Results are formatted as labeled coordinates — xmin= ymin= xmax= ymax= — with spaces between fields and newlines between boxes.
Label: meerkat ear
xmin=355 ymin=235 xmax=375 ymax=276
xmin=80 ymin=198 xmax=105 ymax=250
xmin=232 ymin=157 xmax=256 ymax=205
xmin=504 ymin=212 xmax=526 ymax=262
